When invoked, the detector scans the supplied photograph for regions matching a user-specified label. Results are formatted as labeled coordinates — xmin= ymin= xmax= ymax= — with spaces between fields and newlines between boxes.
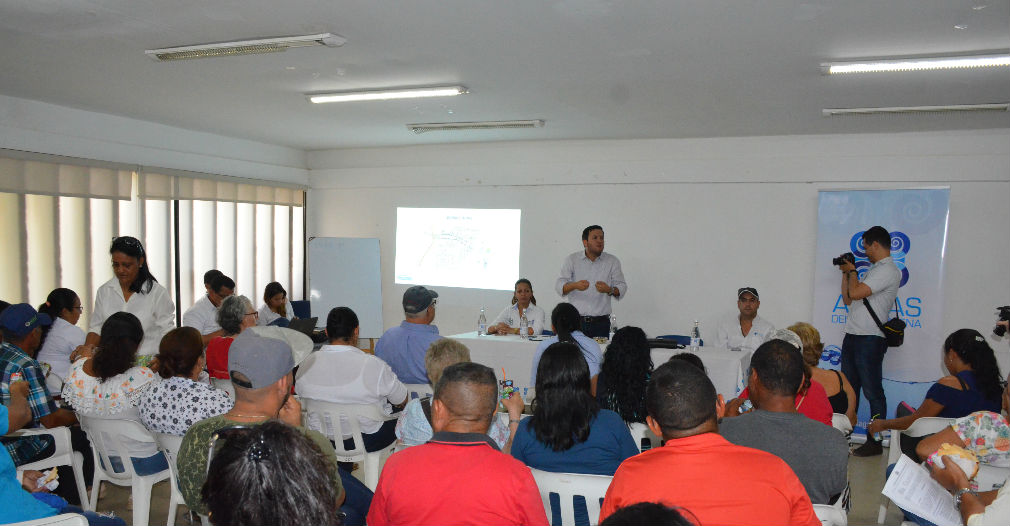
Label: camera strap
xmin=862 ymin=298 xmax=897 ymax=332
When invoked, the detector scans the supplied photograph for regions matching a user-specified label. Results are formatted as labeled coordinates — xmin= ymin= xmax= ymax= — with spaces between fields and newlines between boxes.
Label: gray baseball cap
xmin=228 ymin=330 xmax=295 ymax=389
xmin=403 ymin=286 xmax=438 ymax=315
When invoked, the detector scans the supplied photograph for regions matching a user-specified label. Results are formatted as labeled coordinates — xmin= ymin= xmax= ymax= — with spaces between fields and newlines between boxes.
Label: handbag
xmin=863 ymin=298 xmax=905 ymax=347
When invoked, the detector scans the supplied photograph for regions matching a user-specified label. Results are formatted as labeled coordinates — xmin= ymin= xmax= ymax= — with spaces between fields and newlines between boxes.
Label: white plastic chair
xmin=299 ymin=398 xmax=398 ymax=491
xmin=6 ymin=426 xmax=89 ymax=509
xmin=627 ymin=422 xmax=660 ymax=453
xmin=78 ymin=415 xmax=171 ymax=526
xmin=528 ymin=467 xmax=613 ymax=526
xmin=153 ymin=432 xmax=187 ymax=526
xmin=402 ymin=383 xmax=433 ymax=400
xmin=209 ymin=377 xmax=235 ymax=399
xmin=975 ymin=464 xmax=1010 ymax=491
xmin=831 ymin=413 xmax=853 ymax=437
xmin=877 ymin=417 xmax=955 ymax=524
xmin=7 ymin=513 xmax=89 ymax=526
xmin=813 ymin=483 xmax=850 ymax=526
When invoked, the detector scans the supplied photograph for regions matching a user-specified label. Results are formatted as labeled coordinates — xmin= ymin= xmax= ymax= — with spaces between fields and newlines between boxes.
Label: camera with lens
xmin=832 ymin=252 xmax=855 ymax=267
xmin=994 ymin=306 xmax=1010 ymax=337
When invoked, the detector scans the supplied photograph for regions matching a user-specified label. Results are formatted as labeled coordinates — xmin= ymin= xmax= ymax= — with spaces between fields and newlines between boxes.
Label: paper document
xmin=882 ymin=454 xmax=962 ymax=526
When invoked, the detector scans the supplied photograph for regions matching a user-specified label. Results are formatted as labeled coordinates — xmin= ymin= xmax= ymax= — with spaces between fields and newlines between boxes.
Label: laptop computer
xmin=287 ymin=317 xmax=318 ymax=338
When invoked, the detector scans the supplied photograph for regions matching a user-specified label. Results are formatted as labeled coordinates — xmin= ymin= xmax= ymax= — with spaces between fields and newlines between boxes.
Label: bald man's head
xmin=431 ymin=362 xmax=499 ymax=433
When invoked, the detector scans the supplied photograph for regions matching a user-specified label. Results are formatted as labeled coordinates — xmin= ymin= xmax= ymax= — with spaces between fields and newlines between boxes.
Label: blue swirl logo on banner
xmin=849 ymin=230 xmax=910 ymax=287
xmin=821 ymin=345 xmax=842 ymax=367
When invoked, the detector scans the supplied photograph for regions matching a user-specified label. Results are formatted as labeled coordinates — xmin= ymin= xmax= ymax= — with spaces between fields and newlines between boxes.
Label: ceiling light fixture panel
xmin=308 ymin=86 xmax=467 ymax=103
xmin=822 ymin=54 xmax=1010 ymax=74
xmin=822 ymin=103 xmax=1009 ymax=116
xmin=407 ymin=120 xmax=545 ymax=134
xmin=146 ymin=33 xmax=346 ymax=61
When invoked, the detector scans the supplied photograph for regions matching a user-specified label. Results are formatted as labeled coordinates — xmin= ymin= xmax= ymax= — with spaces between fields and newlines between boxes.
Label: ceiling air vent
xmin=146 ymin=33 xmax=346 ymax=61
xmin=407 ymin=120 xmax=545 ymax=134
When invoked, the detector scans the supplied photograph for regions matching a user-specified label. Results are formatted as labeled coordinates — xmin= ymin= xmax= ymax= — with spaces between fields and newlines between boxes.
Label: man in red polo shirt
xmin=367 ymin=362 xmax=546 ymax=526
xmin=599 ymin=360 xmax=819 ymax=526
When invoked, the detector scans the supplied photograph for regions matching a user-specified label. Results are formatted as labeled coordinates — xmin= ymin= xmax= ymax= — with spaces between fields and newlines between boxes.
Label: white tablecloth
xmin=450 ymin=331 xmax=751 ymax=398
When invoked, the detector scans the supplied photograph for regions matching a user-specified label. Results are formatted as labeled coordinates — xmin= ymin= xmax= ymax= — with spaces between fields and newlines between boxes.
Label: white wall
xmin=0 ymin=94 xmax=308 ymax=184
xmin=307 ymin=130 xmax=1010 ymax=346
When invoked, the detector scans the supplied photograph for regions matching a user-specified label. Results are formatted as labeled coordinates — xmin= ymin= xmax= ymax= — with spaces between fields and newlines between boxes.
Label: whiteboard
xmin=308 ymin=237 xmax=383 ymax=338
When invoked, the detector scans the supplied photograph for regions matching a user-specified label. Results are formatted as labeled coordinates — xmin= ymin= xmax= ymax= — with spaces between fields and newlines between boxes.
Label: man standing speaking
xmin=556 ymin=225 xmax=627 ymax=338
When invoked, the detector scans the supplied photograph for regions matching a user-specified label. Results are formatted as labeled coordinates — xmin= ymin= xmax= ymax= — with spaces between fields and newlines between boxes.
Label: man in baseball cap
xmin=1 ymin=303 xmax=79 ymax=467
xmin=177 ymin=330 xmax=373 ymax=524
xmin=374 ymin=286 xmax=442 ymax=384
xmin=714 ymin=287 xmax=775 ymax=353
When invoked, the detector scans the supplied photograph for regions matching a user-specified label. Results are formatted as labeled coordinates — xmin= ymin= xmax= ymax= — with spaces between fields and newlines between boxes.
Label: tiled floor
xmin=88 ymin=444 xmax=910 ymax=525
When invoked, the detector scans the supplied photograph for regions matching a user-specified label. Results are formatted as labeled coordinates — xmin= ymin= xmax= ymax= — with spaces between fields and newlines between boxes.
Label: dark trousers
xmin=841 ymin=333 xmax=888 ymax=440
xmin=579 ymin=316 xmax=610 ymax=339
xmin=336 ymin=468 xmax=374 ymax=526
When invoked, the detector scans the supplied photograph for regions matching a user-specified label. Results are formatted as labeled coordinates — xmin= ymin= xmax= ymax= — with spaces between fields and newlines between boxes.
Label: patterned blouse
xmin=61 ymin=359 xmax=158 ymax=417
xmin=953 ymin=411 xmax=1010 ymax=467
xmin=139 ymin=376 xmax=233 ymax=436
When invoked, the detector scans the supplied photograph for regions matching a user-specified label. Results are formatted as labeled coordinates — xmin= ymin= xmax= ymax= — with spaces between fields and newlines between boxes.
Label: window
xmin=0 ymin=151 xmax=305 ymax=331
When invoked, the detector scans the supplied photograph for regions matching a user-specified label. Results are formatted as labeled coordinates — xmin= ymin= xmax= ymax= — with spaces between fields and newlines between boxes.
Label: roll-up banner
xmin=813 ymin=188 xmax=950 ymax=437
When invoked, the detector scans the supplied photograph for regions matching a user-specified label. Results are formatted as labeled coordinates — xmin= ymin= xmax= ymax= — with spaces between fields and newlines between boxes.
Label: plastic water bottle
xmin=477 ymin=308 xmax=487 ymax=336
xmin=609 ymin=314 xmax=617 ymax=340
xmin=519 ymin=314 xmax=529 ymax=340
xmin=690 ymin=320 xmax=701 ymax=351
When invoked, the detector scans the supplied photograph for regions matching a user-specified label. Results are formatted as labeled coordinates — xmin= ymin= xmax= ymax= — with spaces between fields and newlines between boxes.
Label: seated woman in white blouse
xmin=488 ymin=278 xmax=546 ymax=337
xmin=257 ymin=281 xmax=295 ymax=327
xmin=82 ymin=236 xmax=175 ymax=359
xmin=35 ymin=288 xmax=86 ymax=392
xmin=62 ymin=311 xmax=167 ymax=475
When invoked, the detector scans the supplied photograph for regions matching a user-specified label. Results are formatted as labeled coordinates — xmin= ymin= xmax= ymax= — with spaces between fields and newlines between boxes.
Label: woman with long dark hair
xmin=202 ymin=420 xmax=343 ymax=526
xmin=82 ymin=236 xmax=175 ymax=358
xmin=596 ymin=326 xmax=653 ymax=424
xmin=512 ymin=343 xmax=638 ymax=524
xmin=530 ymin=303 xmax=602 ymax=390
xmin=36 ymin=288 xmax=86 ymax=385
xmin=867 ymin=328 xmax=1004 ymax=458
xmin=62 ymin=311 xmax=167 ymax=475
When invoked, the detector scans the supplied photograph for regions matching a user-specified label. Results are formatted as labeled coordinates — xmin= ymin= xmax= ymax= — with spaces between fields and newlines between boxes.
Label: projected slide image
xmin=395 ymin=207 xmax=520 ymax=290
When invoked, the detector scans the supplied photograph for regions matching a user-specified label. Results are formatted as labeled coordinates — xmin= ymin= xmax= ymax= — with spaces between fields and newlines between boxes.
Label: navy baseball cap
xmin=403 ymin=286 xmax=438 ymax=315
xmin=0 ymin=303 xmax=52 ymax=337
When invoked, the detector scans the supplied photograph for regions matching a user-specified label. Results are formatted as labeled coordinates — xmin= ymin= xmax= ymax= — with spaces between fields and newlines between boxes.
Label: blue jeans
xmin=103 ymin=452 xmax=169 ymax=476
xmin=337 ymin=465 xmax=374 ymax=526
xmin=841 ymin=333 xmax=888 ymax=436
xmin=32 ymin=494 xmax=126 ymax=525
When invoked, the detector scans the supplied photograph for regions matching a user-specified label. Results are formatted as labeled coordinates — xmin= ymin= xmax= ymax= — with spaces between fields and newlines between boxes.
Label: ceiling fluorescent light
xmin=822 ymin=103 xmax=1009 ymax=116
xmin=407 ymin=120 xmax=545 ymax=134
xmin=146 ymin=33 xmax=346 ymax=61
xmin=822 ymin=54 xmax=1010 ymax=74
xmin=308 ymin=86 xmax=467 ymax=104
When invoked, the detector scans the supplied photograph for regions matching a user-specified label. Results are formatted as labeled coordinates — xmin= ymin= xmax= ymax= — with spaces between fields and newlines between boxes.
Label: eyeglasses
xmin=430 ymin=298 xmax=437 ymax=308
xmin=111 ymin=236 xmax=146 ymax=255
xmin=245 ymin=311 xmax=259 ymax=318
xmin=71 ymin=306 xmax=84 ymax=312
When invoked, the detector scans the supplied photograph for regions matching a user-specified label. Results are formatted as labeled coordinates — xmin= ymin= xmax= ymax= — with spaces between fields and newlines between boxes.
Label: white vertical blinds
xmin=0 ymin=151 xmax=133 ymax=200
xmin=0 ymin=152 xmax=306 ymax=329
xmin=139 ymin=170 xmax=304 ymax=206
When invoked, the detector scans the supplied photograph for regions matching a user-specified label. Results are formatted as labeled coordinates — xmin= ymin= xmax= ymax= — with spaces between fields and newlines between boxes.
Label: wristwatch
xmin=953 ymin=487 xmax=978 ymax=510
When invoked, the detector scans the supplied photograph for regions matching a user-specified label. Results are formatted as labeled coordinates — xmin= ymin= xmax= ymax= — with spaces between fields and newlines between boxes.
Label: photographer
xmin=837 ymin=226 xmax=901 ymax=457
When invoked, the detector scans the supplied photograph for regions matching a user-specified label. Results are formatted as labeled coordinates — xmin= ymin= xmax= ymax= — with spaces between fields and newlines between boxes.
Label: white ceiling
xmin=1 ymin=0 xmax=1007 ymax=151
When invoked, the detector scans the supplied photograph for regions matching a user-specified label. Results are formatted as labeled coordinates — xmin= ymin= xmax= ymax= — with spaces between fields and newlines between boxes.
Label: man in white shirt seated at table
xmin=182 ymin=273 xmax=234 ymax=346
xmin=715 ymin=287 xmax=774 ymax=352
